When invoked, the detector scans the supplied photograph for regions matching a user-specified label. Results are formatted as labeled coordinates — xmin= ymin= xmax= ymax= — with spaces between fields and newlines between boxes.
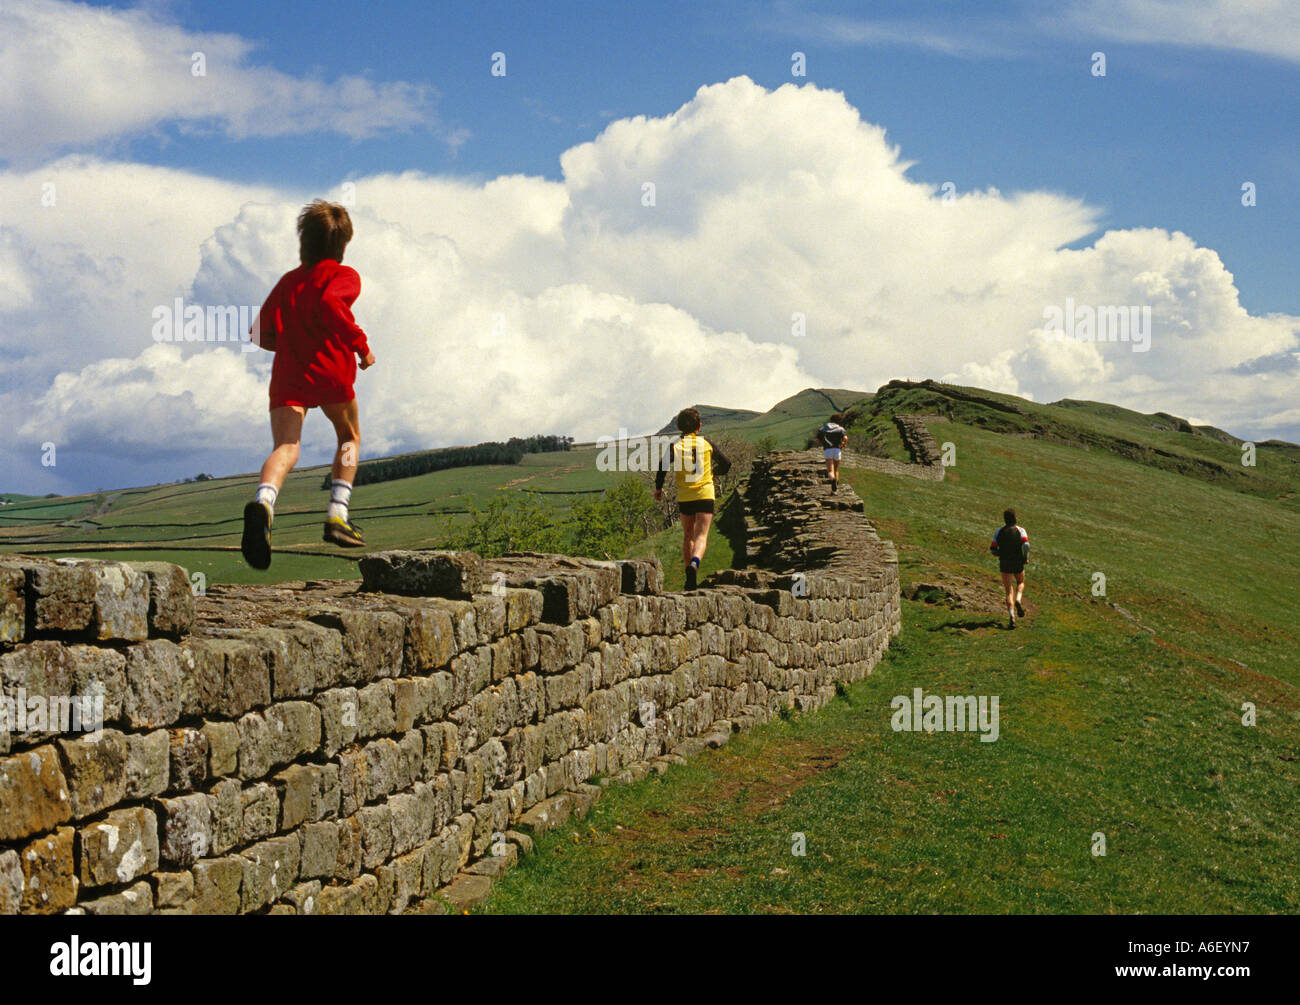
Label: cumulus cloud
xmin=2 ymin=75 xmax=1298 ymax=493
xmin=18 ymin=343 xmax=267 ymax=453
xmin=0 ymin=0 xmax=434 ymax=162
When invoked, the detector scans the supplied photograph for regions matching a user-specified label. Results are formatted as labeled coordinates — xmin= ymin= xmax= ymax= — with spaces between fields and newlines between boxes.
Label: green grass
xmin=662 ymin=388 xmax=872 ymax=451
xmin=475 ymin=415 xmax=1300 ymax=914
xmin=4 ymin=382 xmax=1297 ymax=912
xmin=479 ymin=598 xmax=1298 ymax=913
xmin=0 ymin=448 xmax=623 ymax=587
xmin=624 ymin=499 xmax=737 ymax=592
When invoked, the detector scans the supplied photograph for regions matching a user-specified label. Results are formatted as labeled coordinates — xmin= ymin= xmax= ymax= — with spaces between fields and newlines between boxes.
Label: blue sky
xmin=132 ymin=0 xmax=1297 ymax=314
xmin=1 ymin=0 xmax=1298 ymax=494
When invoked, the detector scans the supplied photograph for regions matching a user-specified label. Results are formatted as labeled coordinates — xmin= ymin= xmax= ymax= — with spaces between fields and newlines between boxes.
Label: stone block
xmin=19 ymin=826 xmax=78 ymax=914
xmin=359 ymin=549 xmax=484 ymax=598
xmin=190 ymin=856 xmax=243 ymax=914
xmin=168 ymin=727 xmax=209 ymax=792
xmin=21 ymin=558 xmax=149 ymax=642
xmin=298 ymin=821 xmax=339 ymax=880
xmin=0 ymin=744 xmax=71 ymax=841
xmin=57 ymin=730 xmax=127 ymax=820
xmin=308 ymin=608 xmax=404 ymax=684
xmin=152 ymin=869 xmax=194 ymax=909
xmin=240 ymin=782 xmax=279 ymax=844
xmin=0 ymin=849 xmax=22 ymax=914
xmin=124 ymin=728 xmax=169 ymax=798
xmin=123 ymin=639 xmax=185 ymax=728
xmin=203 ymin=720 xmax=240 ymax=778
xmin=78 ymin=805 xmax=158 ymax=887
xmin=207 ymin=777 xmax=242 ymax=855
xmin=438 ymin=872 xmax=492 ymax=913
xmin=238 ymin=835 xmax=299 ymax=912
xmin=0 ymin=563 xmax=23 ymax=645
xmin=158 ymin=792 xmax=212 ymax=867
xmin=125 ymin=561 xmax=195 ymax=638
xmin=80 ymin=879 xmax=154 ymax=915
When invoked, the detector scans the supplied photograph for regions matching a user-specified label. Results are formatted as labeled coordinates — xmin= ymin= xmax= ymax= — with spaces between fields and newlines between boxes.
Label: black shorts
xmin=678 ymin=499 xmax=715 ymax=516
xmin=999 ymin=561 xmax=1025 ymax=576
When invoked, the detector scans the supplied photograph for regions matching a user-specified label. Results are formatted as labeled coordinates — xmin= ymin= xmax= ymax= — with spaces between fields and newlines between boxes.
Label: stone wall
xmin=0 ymin=452 xmax=900 ymax=915
xmin=840 ymin=448 xmax=946 ymax=482
xmin=894 ymin=415 xmax=945 ymax=468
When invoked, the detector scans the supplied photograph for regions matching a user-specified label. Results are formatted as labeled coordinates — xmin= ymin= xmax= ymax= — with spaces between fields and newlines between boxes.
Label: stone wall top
xmin=0 ymin=450 xmax=903 ymax=915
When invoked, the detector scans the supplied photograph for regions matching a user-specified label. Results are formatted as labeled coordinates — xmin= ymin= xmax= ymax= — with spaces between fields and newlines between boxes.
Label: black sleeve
xmin=654 ymin=442 xmax=674 ymax=491
xmin=708 ymin=439 xmax=732 ymax=477
xmin=814 ymin=427 xmax=826 ymax=447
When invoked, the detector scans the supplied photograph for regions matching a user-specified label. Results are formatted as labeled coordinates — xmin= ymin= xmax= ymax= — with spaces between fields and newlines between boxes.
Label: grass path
xmin=479 ymin=595 xmax=1298 ymax=913
xmin=477 ymin=424 xmax=1300 ymax=914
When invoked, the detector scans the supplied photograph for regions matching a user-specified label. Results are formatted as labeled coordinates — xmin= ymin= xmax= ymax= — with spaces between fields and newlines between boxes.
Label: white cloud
xmin=0 ymin=0 xmax=434 ymax=162
xmin=763 ymin=1 xmax=1300 ymax=65
xmin=758 ymin=6 xmax=1018 ymax=58
xmin=2 ymin=76 xmax=1298 ymax=493
xmin=1064 ymin=0 xmax=1300 ymax=63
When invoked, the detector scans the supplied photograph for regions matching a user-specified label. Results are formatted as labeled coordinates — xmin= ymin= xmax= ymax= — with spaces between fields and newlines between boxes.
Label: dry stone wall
xmin=0 ymin=452 xmax=900 ymax=915
xmin=894 ymin=415 xmax=945 ymax=468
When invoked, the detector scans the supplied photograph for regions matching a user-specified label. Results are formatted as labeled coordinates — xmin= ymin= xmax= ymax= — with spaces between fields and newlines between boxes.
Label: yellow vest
xmin=673 ymin=433 xmax=716 ymax=502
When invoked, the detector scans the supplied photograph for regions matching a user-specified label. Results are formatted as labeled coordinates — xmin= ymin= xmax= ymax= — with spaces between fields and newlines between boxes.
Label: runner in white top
xmin=815 ymin=414 xmax=849 ymax=493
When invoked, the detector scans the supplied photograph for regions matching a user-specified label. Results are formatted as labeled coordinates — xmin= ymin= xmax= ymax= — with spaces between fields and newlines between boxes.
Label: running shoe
xmin=323 ymin=515 xmax=365 ymax=548
xmin=241 ymin=500 xmax=272 ymax=570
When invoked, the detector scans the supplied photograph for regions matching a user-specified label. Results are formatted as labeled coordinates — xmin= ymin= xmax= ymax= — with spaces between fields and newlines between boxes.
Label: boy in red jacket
xmin=241 ymin=200 xmax=376 ymax=570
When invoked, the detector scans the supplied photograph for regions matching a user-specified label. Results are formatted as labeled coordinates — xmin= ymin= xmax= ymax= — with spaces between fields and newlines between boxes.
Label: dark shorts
xmin=678 ymin=499 xmax=715 ymax=516
xmin=999 ymin=561 xmax=1025 ymax=576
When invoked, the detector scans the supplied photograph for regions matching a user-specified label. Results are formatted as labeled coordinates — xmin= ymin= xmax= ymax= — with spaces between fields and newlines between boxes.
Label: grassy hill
xmin=657 ymin=388 xmax=872 ymax=449
xmin=0 ymin=388 xmax=871 ymax=586
xmin=843 ymin=379 xmax=1300 ymax=509
xmin=0 ymin=449 xmax=616 ymax=586
xmin=4 ymin=380 xmax=1297 ymax=912
xmin=477 ymin=385 xmax=1300 ymax=914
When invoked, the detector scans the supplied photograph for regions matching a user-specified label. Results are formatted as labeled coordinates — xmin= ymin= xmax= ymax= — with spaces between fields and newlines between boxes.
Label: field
xmin=4 ymin=384 xmax=1297 ymax=913
xmin=477 ymin=401 xmax=1300 ymax=914
xmin=0 ymin=448 xmax=616 ymax=585
xmin=0 ymin=387 xmax=859 ymax=584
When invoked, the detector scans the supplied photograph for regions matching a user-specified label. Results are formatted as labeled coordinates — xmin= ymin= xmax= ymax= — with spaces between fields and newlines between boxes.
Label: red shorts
xmin=269 ymin=390 xmax=356 ymax=411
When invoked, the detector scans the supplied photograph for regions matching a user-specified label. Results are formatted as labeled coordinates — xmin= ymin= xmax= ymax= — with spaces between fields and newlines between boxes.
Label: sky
xmin=0 ymin=0 xmax=1297 ymax=494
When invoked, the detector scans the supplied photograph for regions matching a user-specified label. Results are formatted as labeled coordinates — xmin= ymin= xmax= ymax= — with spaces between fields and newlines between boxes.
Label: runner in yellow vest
xmin=654 ymin=408 xmax=732 ymax=590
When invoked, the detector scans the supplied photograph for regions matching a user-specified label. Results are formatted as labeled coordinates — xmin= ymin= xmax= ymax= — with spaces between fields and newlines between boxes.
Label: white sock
xmin=255 ymin=483 xmax=278 ymax=513
xmin=328 ymin=479 xmax=352 ymax=522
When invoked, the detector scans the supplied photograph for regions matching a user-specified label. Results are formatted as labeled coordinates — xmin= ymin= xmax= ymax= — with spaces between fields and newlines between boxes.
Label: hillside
xmin=3 ymin=380 xmax=1297 ymax=912
xmin=478 ymin=391 xmax=1300 ymax=915
xmin=842 ymin=379 xmax=1300 ymax=509
xmin=656 ymin=387 xmax=872 ymax=448
xmin=4 ymin=377 xmax=1295 ymax=587
xmin=0 ymin=449 xmax=616 ymax=586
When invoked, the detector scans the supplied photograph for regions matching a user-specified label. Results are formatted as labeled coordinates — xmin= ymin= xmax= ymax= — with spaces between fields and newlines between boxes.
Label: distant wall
xmin=0 ymin=452 xmax=899 ymax=915
xmin=841 ymin=448 xmax=945 ymax=482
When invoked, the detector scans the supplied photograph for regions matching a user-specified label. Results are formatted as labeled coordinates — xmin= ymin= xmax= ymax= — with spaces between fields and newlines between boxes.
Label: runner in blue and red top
xmin=990 ymin=509 xmax=1030 ymax=629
